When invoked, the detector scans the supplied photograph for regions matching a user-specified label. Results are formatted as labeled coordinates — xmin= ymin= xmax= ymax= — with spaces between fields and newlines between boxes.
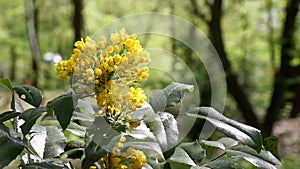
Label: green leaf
xmin=65 ymin=122 xmax=86 ymax=138
xmin=19 ymin=107 xmax=46 ymax=135
xmin=47 ymin=92 xmax=74 ymax=130
xmin=83 ymin=140 xmax=109 ymax=168
xmin=218 ymin=137 xmax=239 ymax=148
xmin=204 ymin=159 xmax=235 ymax=169
xmin=230 ymin=146 xmax=281 ymax=166
xmin=146 ymin=158 xmax=166 ymax=169
xmin=159 ymin=112 xmax=179 ymax=150
xmin=200 ymin=140 xmax=226 ymax=150
xmin=149 ymin=89 xmax=167 ymax=112
xmin=0 ymin=124 xmax=25 ymax=168
xmin=0 ymin=79 xmax=13 ymax=91
xmin=137 ymin=104 xmax=179 ymax=152
xmin=162 ymin=82 xmax=194 ymax=108
xmin=20 ymin=159 xmax=67 ymax=169
xmin=169 ymin=147 xmax=196 ymax=169
xmin=263 ymin=136 xmax=280 ymax=160
xmin=226 ymin=149 xmax=278 ymax=169
xmin=179 ymin=141 xmax=206 ymax=163
xmin=14 ymin=85 xmax=43 ymax=107
xmin=0 ymin=111 xmax=21 ymax=123
xmin=187 ymin=107 xmax=263 ymax=152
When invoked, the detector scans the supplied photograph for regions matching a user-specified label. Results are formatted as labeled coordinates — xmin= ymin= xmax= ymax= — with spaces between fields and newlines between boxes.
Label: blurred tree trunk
xmin=72 ymin=0 xmax=84 ymax=42
xmin=263 ymin=0 xmax=300 ymax=136
xmin=10 ymin=45 xmax=16 ymax=81
xmin=190 ymin=0 xmax=300 ymax=137
xmin=190 ymin=0 xmax=259 ymax=128
xmin=25 ymin=0 xmax=40 ymax=87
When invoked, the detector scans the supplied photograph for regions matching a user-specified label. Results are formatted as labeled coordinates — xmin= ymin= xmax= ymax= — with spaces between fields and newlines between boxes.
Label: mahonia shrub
xmin=0 ymin=29 xmax=281 ymax=169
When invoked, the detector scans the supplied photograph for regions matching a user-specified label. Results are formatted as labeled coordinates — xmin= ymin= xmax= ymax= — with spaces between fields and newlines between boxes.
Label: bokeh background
xmin=0 ymin=0 xmax=299 ymax=168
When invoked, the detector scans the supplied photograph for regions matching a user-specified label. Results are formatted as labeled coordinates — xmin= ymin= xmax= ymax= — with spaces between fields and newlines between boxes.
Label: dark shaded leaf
xmin=19 ymin=107 xmax=46 ymax=135
xmin=0 ymin=111 xmax=21 ymax=123
xmin=14 ymin=85 xmax=43 ymax=107
xmin=21 ymin=159 xmax=67 ymax=169
xmin=47 ymin=92 xmax=74 ymax=130
xmin=84 ymin=116 xmax=123 ymax=168
xmin=0 ymin=124 xmax=25 ymax=168
xmin=162 ymin=82 xmax=194 ymax=108
xmin=187 ymin=107 xmax=263 ymax=152
xmin=263 ymin=136 xmax=280 ymax=160
xmin=179 ymin=141 xmax=205 ymax=163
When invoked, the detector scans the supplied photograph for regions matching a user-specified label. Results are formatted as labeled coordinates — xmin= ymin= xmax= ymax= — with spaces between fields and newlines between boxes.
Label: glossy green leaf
xmin=0 ymin=111 xmax=21 ymax=123
xmin=162 ymin=82 xmax=194 ymax=108
xmin=159 ymin=112 xmax=179 ymax=150
xmin=14 ymin=85 xmax=43 ymax=107
xmin=226 ymin=149 xmax=279 ymax=169
xmin=230 ymin=146 xmax=281 ymax=166
xmin=179 ymin=141 xmax=205 ymax=163
xmin=0 ymin=79 xmax=13 ymax=91
xmin=149 ymin=89 xmax=167 ymax=112
xmin=169 ymin=147 xmax=196 ymax=169
xmin=19 ymin=107 xmax=46 ymax=135
xmin=137 ymin=104 xmax=179 ymax=152
xmin=83 ymin=140 xmax=109 ymax=168
xmin=218 ymin=137 xmax=239 ymax=148
xmin=47 ymin=92 xmax=74 ymax=130
xmin=203 ymin=159 xmax=235 ymax=169
xmin=65 ymin=122 xmax=86 ymax=138
xmin=146 ymin=158 xmax=166 ymax=169
xmin=200 ymin=140 xmax=226 ymax=150
xmin=187 ymin=107 xmax=263 ymax=152
xmin=0 ymin=124 xmax=25 ymax=168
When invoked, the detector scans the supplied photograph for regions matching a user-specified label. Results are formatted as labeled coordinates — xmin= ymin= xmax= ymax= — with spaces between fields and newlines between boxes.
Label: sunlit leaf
xmin=162 ymin=82 xmax=194 ymax=108
xmin=149 ymin=89 xmax=167 ymax=112
xmin=187 ymin=107 xmax=263 ymax=152
xmin=169 ymin=147 xmax=196 ymax=169
xmin=43 ymin=126 xmax=66 ymax=158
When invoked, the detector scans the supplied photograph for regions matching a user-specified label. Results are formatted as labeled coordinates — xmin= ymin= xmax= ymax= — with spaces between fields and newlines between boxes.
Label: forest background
xmin=0 ymin=0 xmax=299 ymax=167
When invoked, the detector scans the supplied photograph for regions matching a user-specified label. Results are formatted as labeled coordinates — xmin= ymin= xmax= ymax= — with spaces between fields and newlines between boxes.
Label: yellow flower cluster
xmin=93 ymin=137 xmax=147 ymax=169
xmin=56 ymin=28 xmax=150 ymax=115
